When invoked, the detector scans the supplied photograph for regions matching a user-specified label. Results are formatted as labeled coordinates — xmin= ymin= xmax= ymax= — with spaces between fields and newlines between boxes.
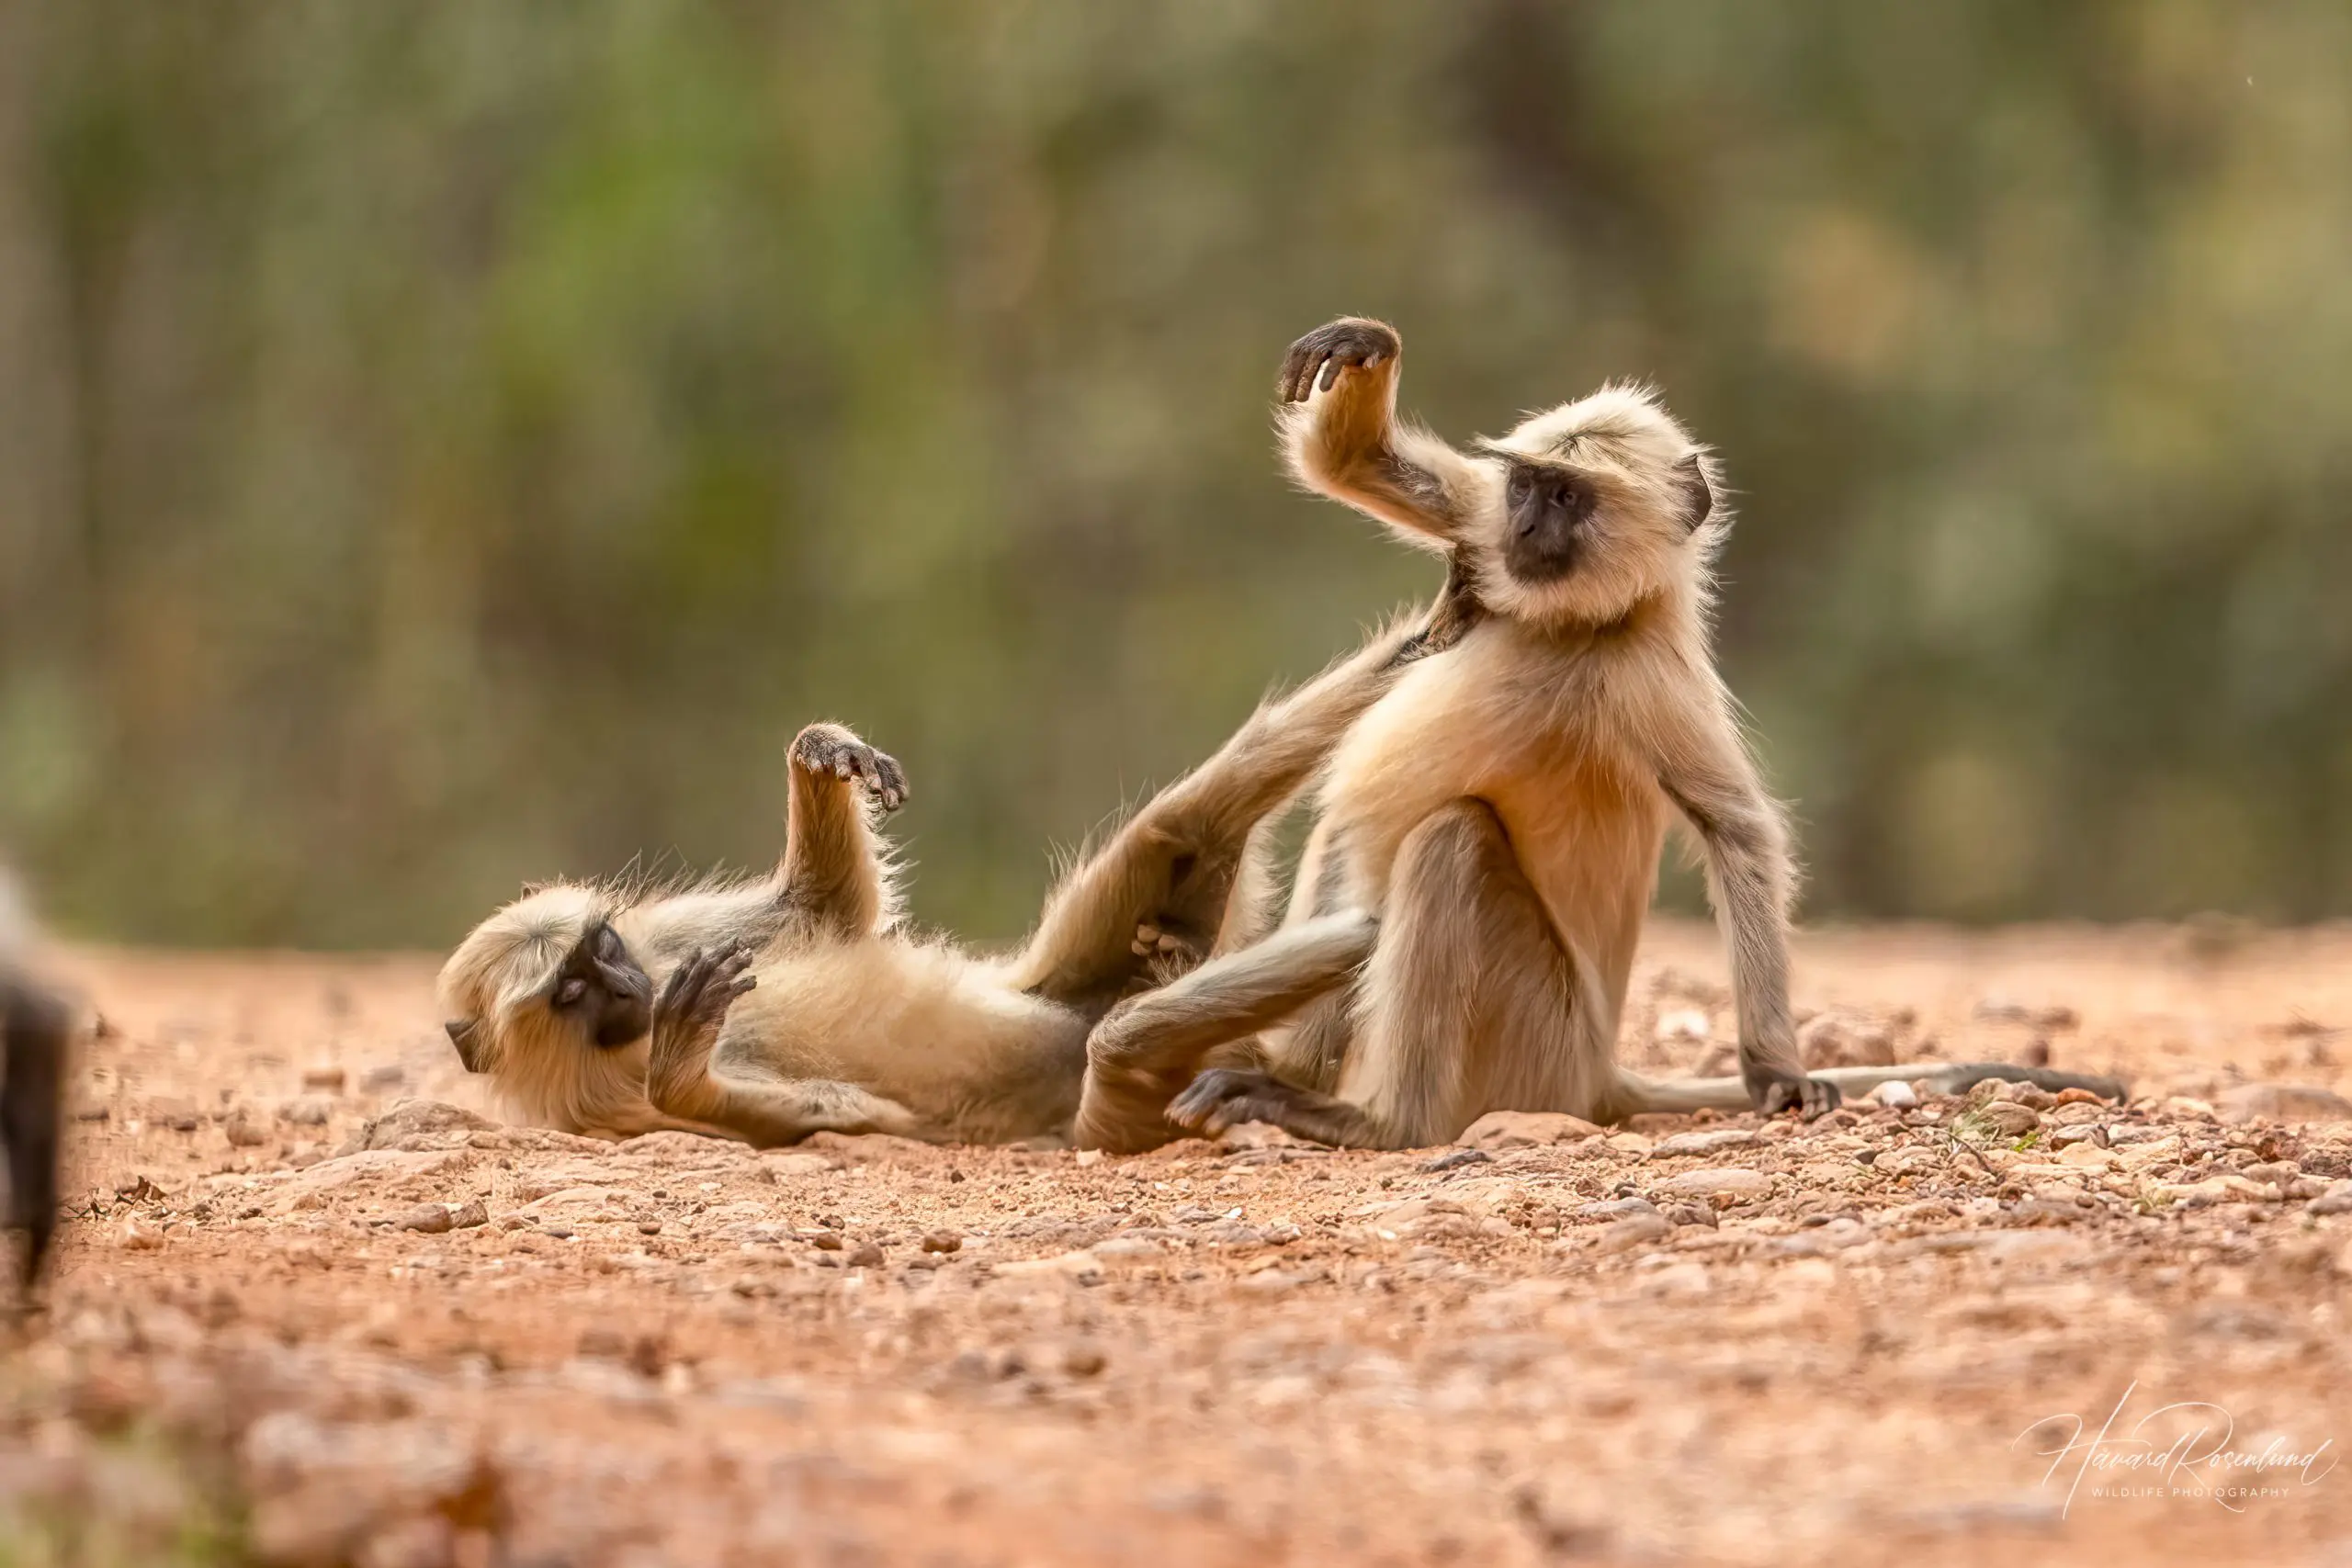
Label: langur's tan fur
xmin=438 ymin=608 xmax=1466 ymax=1149
xmin=1104 ymin=320 xmax=2121 ymax=1149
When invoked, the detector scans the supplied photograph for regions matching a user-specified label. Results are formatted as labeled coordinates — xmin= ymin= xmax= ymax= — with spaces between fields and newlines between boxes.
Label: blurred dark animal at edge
xmin=0 ymin=874 xmax=65 ymax=1297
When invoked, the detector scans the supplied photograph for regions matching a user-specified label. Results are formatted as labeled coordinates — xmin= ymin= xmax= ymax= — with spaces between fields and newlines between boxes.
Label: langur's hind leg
xmin=780 ymin=724 xmax=908 ymax=939
xmin=1073 ymin=911 xmax=1378 ymax=1152
xmin=1172 ymin=799 xmax=1618 ymax=1148
xmin=1005 ymin=610 xmax=1436 ymax=1015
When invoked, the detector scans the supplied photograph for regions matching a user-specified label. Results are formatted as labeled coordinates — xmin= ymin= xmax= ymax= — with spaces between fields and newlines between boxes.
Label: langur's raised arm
xmin=1276 ymin=317 xmax=1493 ymax=548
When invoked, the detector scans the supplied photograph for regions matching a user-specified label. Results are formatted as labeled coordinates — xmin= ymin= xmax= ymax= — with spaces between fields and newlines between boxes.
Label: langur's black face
xmin=551 ymin=921 xmax=654 ymax=1048
xmin=1473 ymin=393 xmax=1719 ymax=628
xmin=442 ymin=919 xmax=653 ymax=1073
xmin=1500 ymin=460 xmax=1598 ymax=584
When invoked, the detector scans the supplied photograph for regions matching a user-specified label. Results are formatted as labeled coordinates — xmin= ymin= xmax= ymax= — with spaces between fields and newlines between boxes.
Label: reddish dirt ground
xmin=6 ymin=917 xmax=2352 ymax=1565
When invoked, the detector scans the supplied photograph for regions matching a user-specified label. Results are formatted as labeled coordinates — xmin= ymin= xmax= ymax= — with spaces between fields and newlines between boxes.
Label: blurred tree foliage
xmin=0 ymin=0 xmax=2346 ymax=947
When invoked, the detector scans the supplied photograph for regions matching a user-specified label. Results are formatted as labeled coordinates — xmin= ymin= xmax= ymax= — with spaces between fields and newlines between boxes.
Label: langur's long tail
xmin=1611 ymin=1061 xmax=2130 ymax=1117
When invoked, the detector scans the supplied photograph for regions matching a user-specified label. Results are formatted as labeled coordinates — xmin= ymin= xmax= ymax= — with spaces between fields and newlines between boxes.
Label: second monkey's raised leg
xmin=1032 ymin=583 xmax=1479 ymax=1153
xmin=1007 ymin=581 xmax=1476 ymax=1019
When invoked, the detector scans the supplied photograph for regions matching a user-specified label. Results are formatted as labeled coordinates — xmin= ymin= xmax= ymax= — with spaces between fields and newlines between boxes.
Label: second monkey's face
xmin=1499 ymin=459 xmax=1599 ymax=583
xmin=436 ymin=890 xmax=657 ymax=1077
xmin=1470 ymin=385 xmax=1718 ymax=629
xmin=549 ymin=920 xmax=655 ymax=1049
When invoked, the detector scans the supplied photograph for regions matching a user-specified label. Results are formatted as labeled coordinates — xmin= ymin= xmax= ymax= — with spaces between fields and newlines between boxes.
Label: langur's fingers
xmin=1317 ymin=354 xmax=1344 ymax=394
xmin=662 ymin=952 xmax=706 ymax=1010
xmin=1198 ymin=1086 xmax=1263 ymax=1134
xmin=1293 ymin=351 xmax=1329 ymax=403
xmin=1278 ymin=344 xmax=1312 ymax=401
xmin=1165 ymin=1071 xmax=1237 ymax=1128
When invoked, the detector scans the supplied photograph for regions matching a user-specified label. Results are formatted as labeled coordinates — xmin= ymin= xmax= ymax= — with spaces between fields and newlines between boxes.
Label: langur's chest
xmin=723 ymin=942 xmax=1077 ymax=1100
xmin=1318 ymin=649 xmax=1666 ymax=908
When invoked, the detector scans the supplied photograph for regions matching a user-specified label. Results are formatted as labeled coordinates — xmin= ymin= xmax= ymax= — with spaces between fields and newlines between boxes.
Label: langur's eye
xmin=554 ymin=976 xmax=588 ymax=1007
xmin=1508 ymin=469 xmax=1532 ymax=502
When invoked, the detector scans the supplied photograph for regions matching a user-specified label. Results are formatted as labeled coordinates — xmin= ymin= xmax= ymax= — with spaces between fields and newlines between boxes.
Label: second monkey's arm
xmin=1277 ymin=317 xmax=1494 ymax=547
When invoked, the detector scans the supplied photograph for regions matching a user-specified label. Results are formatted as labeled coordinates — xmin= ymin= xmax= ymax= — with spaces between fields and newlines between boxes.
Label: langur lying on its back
xmin=437 ymin=585 xmax=1478 ymax=1149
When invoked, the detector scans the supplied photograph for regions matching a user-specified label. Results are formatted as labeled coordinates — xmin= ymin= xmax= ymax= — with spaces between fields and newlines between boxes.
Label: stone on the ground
xmin=346 ymin=1099 xmax=500 ymax=1152
xmin=1654 ymin=1168 xmax=1775 ymax=1202
xmin=1973 ymin=1101 xmax=2041 ymax=1137
xmin=1652 ymin=1128 xmax=1758 ymax=1157
xmin=1800 ymin=1010 xmax=1897 ymax=1068
xmin=358 ymin=1065 xmax=407 ymax=1094
xmin=1457 ymin=1110 xmax=1604 ymax=1150
xmin=2217 ymin=1082 xmax=2352 ymax=1124
xmin=1216 ymin=1121 xmax=1302 ymax=1150
xmin=1654 ymin=1009 xmax=1712 ymax=1045
xmin=1598 ymin=1213 xmax=1671 ymax=1251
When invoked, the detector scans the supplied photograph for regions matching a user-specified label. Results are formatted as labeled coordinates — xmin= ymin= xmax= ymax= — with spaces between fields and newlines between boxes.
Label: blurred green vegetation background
xmin=1 ymin=1 xmax=2346 ymax=949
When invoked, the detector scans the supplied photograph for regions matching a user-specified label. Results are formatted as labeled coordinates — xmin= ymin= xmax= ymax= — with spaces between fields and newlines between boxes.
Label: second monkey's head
xmin=1466 ymin=384 xmax=1722 ymax=629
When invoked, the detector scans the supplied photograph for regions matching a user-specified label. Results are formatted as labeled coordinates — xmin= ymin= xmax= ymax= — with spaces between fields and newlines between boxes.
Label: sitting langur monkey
xmin=1080 ymin=317 xmax=2124 ymax=1149
xmin=0 ymin=872 xmax=66 ymax=1293
xmin=437 ymin=587 xmax=1478 ymax=1150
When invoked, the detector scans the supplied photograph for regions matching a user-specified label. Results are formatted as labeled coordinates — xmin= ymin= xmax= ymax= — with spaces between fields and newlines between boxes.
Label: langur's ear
xmin=445 ymin=1018 xmax=484 ymax=1072
xmin=1672 ymin=453 xmax=1714 ymax=532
